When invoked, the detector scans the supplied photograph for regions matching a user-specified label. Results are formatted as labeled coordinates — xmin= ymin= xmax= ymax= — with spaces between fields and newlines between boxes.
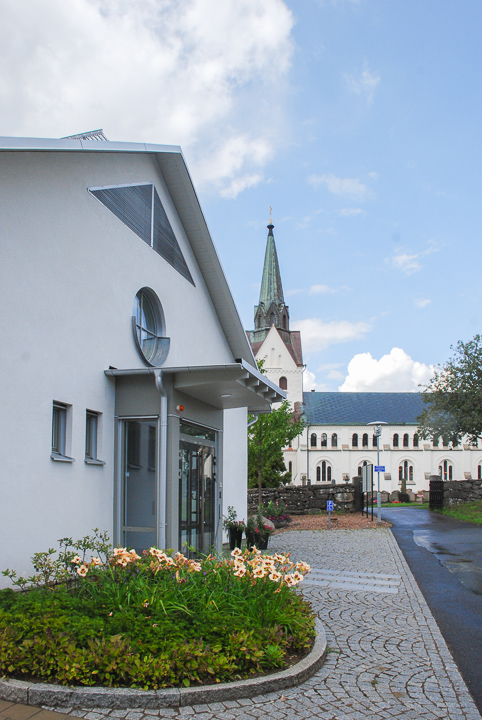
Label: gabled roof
xmin=303 ymin=392 xmax=425 ymax=426
xmin=0 ymin=135 xmax=255 ymax=367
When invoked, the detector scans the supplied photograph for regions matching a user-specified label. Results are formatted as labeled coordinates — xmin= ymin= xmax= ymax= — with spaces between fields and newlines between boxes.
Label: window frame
xmin=51 ymin=402 xmax=74 ymax=462
xmin=85 ymin=410 xmax=105 ymax=466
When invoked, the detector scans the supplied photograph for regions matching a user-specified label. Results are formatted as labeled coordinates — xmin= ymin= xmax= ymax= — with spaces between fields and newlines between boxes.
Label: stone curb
xmin=0 ymin=619 xmax=326 ymax=709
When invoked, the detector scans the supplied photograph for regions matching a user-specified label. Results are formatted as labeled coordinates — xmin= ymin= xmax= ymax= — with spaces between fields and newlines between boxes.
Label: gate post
xmin=429 ymin=475 xmax=444 ymax=510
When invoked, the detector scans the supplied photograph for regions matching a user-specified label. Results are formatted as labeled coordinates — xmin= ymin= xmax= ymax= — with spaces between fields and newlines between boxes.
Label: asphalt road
xmin=382 ymin=507 xmax=482 ymax=713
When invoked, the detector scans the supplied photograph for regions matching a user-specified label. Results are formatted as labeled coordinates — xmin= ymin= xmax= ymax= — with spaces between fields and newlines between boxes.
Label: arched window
xmin=282 ymin=314 xmax=287 ymax=329
xmin=331 ymin=433 xmax=338 ymax=448
xmin=270 ymin=312 xmax=276 ymax=325
xmin=319 ymin=461 xmax=332 ymax=482
xmin=279 ymin=376 xmax=287 ymax=390
xmin=288 ymin=461 xmax=292 ymax=475
xmin=399 ymin=460 xmax=414 ymax=484
xmin=438 ymin=460 xmax=453 ymax=481
xmin=357 ymin=460 xmax=368 ymax=476
xmin=478 ymin=465 xmax=482 ymax=480
xmin=413 ymin=433 xmax=419 ymax=448
xmin=403 ymin=433 xmax=409 ymax=448
xmin=352 ymin=433 xmax=358 ymax=448
xmin=321 ymin=433 xmax=327 ymax=447
xmin=393 ymin=434 xmax=399 ymax=448
xmin=310 ymin=433 xmax=317 ymax=447
xmin=372 ymin=434 xmax=377 ymax=448
xmin=362 ymin=433 xmax=369 ymax=447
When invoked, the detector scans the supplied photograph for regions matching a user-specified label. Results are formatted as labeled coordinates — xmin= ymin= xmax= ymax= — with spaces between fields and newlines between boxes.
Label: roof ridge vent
xmin=62 ymin=129 xmax=108 ymax=141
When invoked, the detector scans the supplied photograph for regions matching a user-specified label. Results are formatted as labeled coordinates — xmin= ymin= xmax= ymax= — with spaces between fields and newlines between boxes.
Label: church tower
xmin=247 ymin=222 xmax=304 ymax=408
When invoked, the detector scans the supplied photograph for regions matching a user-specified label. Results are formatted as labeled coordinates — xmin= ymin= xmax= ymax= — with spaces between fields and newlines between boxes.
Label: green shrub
xmin=0 ymin=540 xmax=314 ymax=689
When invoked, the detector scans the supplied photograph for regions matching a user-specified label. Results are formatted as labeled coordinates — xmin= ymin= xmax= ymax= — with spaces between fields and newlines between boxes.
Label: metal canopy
xmin=105 ymin=359 xmax=285 ymax=412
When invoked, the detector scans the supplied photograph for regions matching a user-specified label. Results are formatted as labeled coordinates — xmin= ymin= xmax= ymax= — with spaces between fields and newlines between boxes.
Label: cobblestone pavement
xmin=42 ymin=529 xmax=481 ymax=720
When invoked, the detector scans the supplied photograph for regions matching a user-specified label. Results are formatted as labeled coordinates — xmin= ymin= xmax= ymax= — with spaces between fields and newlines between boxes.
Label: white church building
xmin=248 ymin=223 xmax=482 ymax=493
xmin=0 ymin=131 xmax=283 ymax=583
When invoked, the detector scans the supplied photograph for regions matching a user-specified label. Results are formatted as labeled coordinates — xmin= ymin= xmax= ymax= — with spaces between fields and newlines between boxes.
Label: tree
xmin=248 ymin=400 xmax=304 ymax=504
xmin=417 ymin=334 xmax=482 ymax=446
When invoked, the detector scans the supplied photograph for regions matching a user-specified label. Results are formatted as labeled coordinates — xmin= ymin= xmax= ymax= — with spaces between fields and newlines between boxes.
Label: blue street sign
xmin=326 ymin=500 xmax=334 ymax=512
xmin=375 ymin=466 xmax=385 ymax=472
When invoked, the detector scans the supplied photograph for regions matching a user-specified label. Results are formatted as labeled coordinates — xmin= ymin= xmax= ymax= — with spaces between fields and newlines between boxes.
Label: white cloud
xmin=309 ymin=284 xmax=350 ymax=294
xmin=308 ymin=173 xmax=372 ymax=200
xmin=303 ymin=369 xmax=328 ymax=392
xmin=338 ymin=208 xmax=365 ymax=217
xmin=339 ymin=347 xmax=434 ymax=392
xmin=387 ymin=242 xmax=440 ymax=275
xmin=414 ymin=298 xmax=431 ymax=309
xmin=292 ymin=318 xmax=371 ymax=352
xmin=0 ymin=0 xmax=294 ymax=196
xmin=345 ymin=63 xmax=380 ymax=104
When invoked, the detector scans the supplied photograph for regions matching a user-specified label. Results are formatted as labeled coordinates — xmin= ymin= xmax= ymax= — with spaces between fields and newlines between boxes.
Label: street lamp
xmin=367 ymin=421 xmax=387 ymax=525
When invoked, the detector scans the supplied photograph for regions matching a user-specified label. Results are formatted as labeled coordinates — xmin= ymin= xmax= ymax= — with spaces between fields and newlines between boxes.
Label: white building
xmin=0 ymin=132 xmax=283 ymax=583
xmin=248 ymin=223 xmax=482 ymax=493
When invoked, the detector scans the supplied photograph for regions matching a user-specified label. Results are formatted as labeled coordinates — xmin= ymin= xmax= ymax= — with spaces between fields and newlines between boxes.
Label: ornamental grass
xmin=0 ymin=533 xmax=314 ymax=689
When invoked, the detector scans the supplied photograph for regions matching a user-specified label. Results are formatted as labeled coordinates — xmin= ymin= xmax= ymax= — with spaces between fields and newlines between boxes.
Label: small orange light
xmin=176 ymin=404 xmax=184 ymax=412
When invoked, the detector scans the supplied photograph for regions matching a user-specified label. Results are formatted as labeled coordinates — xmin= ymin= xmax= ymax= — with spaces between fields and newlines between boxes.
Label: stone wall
xmin=247 ymin=482 xmax=361 ymax=515
xmin=443 ymin=479 xmax=482 ymax=506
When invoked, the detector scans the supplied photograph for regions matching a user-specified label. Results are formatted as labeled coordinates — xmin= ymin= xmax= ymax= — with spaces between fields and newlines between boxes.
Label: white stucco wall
xmin=0 ymin=149 xmax=237 ymax=582
xmin=254 ymin=326 xmax=303 ymax=407
xmin=222 ymin=407 xmax=248 ymax=541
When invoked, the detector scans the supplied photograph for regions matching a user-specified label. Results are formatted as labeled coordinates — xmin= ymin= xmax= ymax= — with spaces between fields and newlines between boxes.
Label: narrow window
xmin=321 ymin=433 xmax=327 ymax=447
xmin=288 ymin=461 xmax=292 ymax=474
xmin=362 ymin=433 xmax=368 ymax=448
xmin=327 ymin=465 xmax=332 ymax=482
xmin=321 ymin=461 xmax=326 ymax=482
xmin=85 ymin=412 xmax=99 ymax=460
xmin=331 ymin=433 xmax=338 ymax=448
xmin=352 ymin=433 xmax=358 ymax=448
xmin=52 ymin=403 xmax=67 ymax=457
xmin=316 ymin=465 xmax=321 ymax=482
xmin=148 ymin=423 xmax=156 ymax=470
xmin=413 ymin=433 xmax=419 ymax=448
xmin=403 ymin=433 xmax=409 ymax=448
xmin=478 ymin=465 xmax=481 ymax=480
xmin=372 ymin=434 xmax=377 ymax=448
xmin=279 ymin=376 xmax=288 ymax=390
xmin=310 ymin=433 xmax=317 ymax=447
xmin=393 ymin=434 xmax=399 ymax=448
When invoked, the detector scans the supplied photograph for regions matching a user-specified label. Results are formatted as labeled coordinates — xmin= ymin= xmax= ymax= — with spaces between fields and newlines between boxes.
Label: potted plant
xmin=245 ymin=512 xmax=274 ymax=550
xmin=223 ymin=506 xmax=245 ymax=550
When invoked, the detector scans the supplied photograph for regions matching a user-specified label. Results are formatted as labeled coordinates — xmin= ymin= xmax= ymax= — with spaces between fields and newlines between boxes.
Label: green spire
xmin=258 ymin=223 xmax=285 ymax=308
xmin=254 ymin=223 xmax=290 ymax=332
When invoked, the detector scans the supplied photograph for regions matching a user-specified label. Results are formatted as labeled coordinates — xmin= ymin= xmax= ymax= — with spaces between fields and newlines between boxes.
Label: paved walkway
xmin=2 ymin=528 xmax=481 ymax=720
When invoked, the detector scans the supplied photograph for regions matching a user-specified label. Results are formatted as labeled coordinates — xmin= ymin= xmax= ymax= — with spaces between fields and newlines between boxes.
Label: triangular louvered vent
xmin=89 ymin=183 xmax=194 ymax=285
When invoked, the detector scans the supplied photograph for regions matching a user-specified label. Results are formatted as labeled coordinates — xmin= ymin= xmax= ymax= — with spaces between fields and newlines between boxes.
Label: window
xmin=399 ymin=460 xmax=414 ymax=484
xmin=288 ymin=461 xmax=292 ymax=475
xmin=362 ymin=433 xmax=369 ymax=448
xmin=89 ymin=183 xmax=194 ymax=285
xmin=352 ymin=433 xmax=358 ymax=448
xmin=403 ymin=433 xmax=409 ymax=448
xmin=439 ymin=460 xmax=453 ymax=481
xmin=51 ymin=402 xmax=73 ymax=462
xmin=133 ymin=287 xmax=170 ymax=366
xmin=310 ymin=433 xmax=317 ymax=447
xmin=393 ymin=433 xmax=399 ymax=448
xmin=318 ymin=461 xmax=332 ymax=482
xmin=413 ymin=433 xmax=419 ymax=448
xmin=331 ymin=433 xmax=338 ymax=448
xmin=279 ymin=376 xmax=288 ymax=390
xmin=372 ymin=434 xmax=377 ymax=448
xmin=85 ymin=411 xmax=99 ymax=463
xmin=358 ymin=460 xmax=368 ymax=476
xmin=321 ymin=433 xmax=327 ymax=447
xmin=478 ymin=465 xmax=481 ymax=480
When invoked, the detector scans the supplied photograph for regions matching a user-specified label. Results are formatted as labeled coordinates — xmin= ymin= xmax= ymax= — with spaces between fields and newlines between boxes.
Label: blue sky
xmin=2 ymin=0 xmax=481 ymax=392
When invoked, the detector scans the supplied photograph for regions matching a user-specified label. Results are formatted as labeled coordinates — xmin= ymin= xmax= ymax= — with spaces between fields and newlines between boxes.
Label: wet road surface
xmin=382 ymin=507 xmax=482 ymax=713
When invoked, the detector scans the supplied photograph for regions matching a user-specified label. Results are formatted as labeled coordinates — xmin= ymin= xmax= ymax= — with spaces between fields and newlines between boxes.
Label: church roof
xmin=247 ymin=329 xmax=303 ymax=367
xmin=303 ymin=392 xmax=425 ymax=426
xmin=257 ymin=224 xmax=285 ymax=309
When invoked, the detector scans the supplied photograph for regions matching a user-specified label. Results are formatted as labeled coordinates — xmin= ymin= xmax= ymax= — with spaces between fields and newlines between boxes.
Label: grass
xmin=0 ymin=536 xmax=315 ymax=689
xmin=435 ymin=500 xmax=482 ymax=525
xmin=380 ymin=502 xmax=430 ymax=509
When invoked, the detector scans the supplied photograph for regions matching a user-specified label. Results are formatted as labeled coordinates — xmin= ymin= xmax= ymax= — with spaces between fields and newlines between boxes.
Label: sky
xmin=2 ymin=0 xmax=482 ymax=392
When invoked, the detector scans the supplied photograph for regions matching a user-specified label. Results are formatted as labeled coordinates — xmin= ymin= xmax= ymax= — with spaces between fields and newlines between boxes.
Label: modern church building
xmin=0 ymin=132 xmax=283 ymax=584
xmin=248 ymin=223 xmax=482 ymax=492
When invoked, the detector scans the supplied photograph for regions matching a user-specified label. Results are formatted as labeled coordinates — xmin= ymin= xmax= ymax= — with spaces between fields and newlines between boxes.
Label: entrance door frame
xmin=114 ymin=414 xmax=160 ymax=549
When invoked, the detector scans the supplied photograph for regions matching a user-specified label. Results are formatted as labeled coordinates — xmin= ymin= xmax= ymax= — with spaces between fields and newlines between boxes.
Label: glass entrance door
xmin=122 ymin=418 xmax=157 ymax=552
xmin=179 ymin=423 xmax=216 ymax=555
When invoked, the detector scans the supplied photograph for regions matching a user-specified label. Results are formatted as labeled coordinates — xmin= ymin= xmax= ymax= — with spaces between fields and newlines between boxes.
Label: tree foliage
xmin=417 ymin=334 xmax=482 ymax=446
xmin=248 ymin=400 xmax=304 ymax=492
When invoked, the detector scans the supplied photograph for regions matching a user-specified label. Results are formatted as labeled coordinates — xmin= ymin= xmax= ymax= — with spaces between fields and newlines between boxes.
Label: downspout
xmin=154 ymin=369 xmax=168 ymax=550
xmin=307 ymin=421 xmax=310 ymax=486
xmin=247 ymin=412 xmax=259 ymax=429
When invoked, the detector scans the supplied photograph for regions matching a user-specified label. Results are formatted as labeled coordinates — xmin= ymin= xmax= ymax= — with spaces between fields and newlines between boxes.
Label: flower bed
xmin=0 ymin=534 xmax=314 ymax=690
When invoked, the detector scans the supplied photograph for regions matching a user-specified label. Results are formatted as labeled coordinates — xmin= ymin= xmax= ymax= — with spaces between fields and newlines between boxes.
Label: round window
xmin=132 ymin=288 xmax=170 ymax=366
